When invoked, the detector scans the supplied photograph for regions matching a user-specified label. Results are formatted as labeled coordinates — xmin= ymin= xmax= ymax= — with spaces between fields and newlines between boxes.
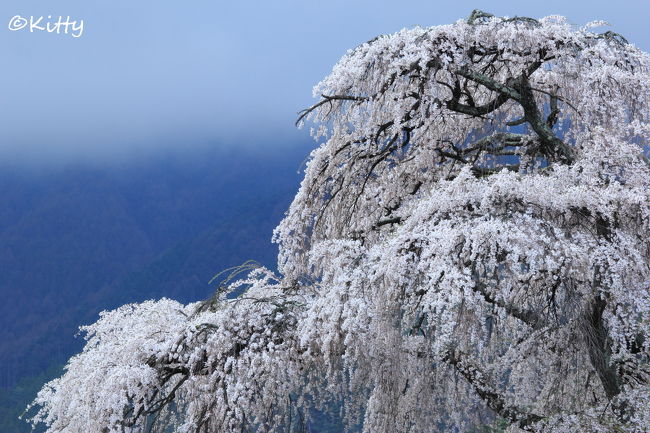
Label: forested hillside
xmin=0 ymin=144 xmax=306 ymax=432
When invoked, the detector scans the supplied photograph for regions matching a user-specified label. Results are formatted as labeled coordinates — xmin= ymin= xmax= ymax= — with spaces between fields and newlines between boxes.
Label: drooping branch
xmin=581 ymin=296 xmax=621 ymax=401
xmin=296 ymin=94 xmax=368 ymax=126
xmin=473 ymin=282 xmax=544 ymax=329
xmin=443 ymin=348 xmax=544 ymax=430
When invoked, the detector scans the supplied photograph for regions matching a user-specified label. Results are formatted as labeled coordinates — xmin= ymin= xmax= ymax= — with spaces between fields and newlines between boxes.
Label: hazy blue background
xmin=0 ymin=1 xmax=648 ymax=432
xmin=0 ymin=0 xmax=648 ymax=164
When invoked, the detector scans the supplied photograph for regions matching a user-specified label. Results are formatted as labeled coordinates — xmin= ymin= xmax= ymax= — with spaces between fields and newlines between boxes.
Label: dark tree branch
xmin=507 ymin=116 xmax=526 ymax=126
xmin=454 ymin=67 xmax=522 ymax=101
xmin=515 ymin=75 xmax=575 ymax=163
xmin=443 ymin=348 xmax=544 ymax=430
xmin=453 ymin=65 xmax=575 ymax=164
xmin=473 ymin=281 xmax=543 ymax=328
xmin=581 ymin=296 xmax=621 ymax=401
xmin=296 ymin=94 xmax=368 ymax=126
xmin=374 ymin=216 xmax=402 ymax=228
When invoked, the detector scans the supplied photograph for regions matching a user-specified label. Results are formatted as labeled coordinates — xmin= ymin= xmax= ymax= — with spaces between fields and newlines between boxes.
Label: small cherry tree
xmin=27 ymin=11 xmax=650 ymax=433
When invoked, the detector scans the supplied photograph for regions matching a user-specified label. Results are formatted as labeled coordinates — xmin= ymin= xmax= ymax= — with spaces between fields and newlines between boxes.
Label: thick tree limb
xmin=453 ymin=67 xmax=575 ymax=164
xmin=473 ymin=282 xmax=543 ymax=328
xmin=581 ymin=296 xmax=621 ymax=400
xmin=443 ymin=348 xmax=544 ymax=430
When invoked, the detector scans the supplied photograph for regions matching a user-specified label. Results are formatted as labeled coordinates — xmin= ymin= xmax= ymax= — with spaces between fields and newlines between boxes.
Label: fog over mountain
xmin=1 ymin=0 xmax=647 ymax=162
xmin=0 ymin=143 xmax=308 ymax=387
xmin=0 ymin=142 xmax=313 ymax=433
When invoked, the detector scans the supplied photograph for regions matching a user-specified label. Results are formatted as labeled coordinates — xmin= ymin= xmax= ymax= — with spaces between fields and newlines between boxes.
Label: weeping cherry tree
xmin=26 ymin=10 xmax=650 ymax=433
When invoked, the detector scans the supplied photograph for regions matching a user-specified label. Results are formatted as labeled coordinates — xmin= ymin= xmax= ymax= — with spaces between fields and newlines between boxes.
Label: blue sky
xmin=1 ymin=0 xmax=648 ymax=163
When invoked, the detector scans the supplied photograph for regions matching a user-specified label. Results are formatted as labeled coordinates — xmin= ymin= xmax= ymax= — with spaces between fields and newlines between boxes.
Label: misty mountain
xmin=0 ymin=143 xmax=308 ymax=391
